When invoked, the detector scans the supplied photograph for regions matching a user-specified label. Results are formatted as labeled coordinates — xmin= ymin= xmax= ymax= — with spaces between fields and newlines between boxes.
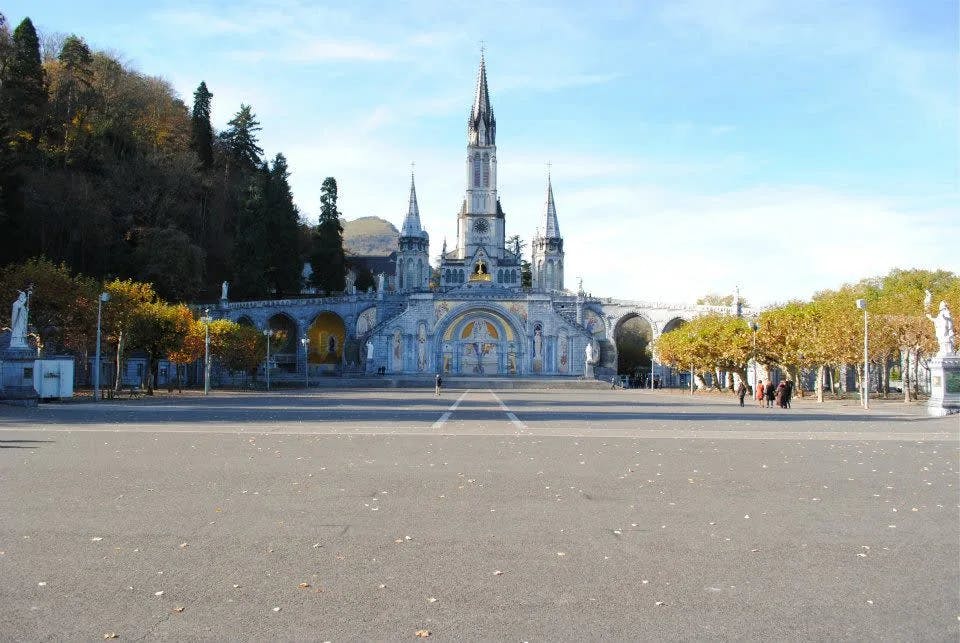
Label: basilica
xmin=217 ymin=56 xmax=706 ymax=380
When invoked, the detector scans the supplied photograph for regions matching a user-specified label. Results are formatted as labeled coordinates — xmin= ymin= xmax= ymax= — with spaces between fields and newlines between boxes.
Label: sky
xmin=6 ymin=0 xmax=958 ymax=307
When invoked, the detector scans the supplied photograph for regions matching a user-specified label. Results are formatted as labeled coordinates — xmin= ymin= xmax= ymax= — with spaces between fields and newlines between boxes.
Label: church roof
xmin=468 ymin=53 xmax=496 ymax=145
xmin=540 ymin=174 xmax=561 ymax=239
xmin=400 ymin=173 xmax=427 ymax=239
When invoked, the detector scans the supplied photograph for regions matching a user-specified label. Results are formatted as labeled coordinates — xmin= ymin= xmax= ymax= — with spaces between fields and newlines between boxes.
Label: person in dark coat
xmin=737 ymin=381 xmax=747 ymax=407
xmin=784 ymin=380 xmax=794 ymax=408
xmin=765 ymin=381 xmax=776 ymax=408
xmin=776 ymin=381 xmax=786 ymax=408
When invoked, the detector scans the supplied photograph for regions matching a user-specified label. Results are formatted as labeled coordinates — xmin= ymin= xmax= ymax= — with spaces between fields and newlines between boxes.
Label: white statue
xmin=221 ymin=281 xmax=229 ymax=300
xmin=345 ymin=269 xmax=356 ymax=295
xmin=9 ymin=290 xmax=28 ymax=348
xmin=926 ymin=300 xmax=955 ymax=356
xmin=366 ymin=340 xmax=374 ymax=361
xmin=417 ymin=323 xmax=427 ymax=372
xmin=533 ymin=326 xmax=543 ymax=360
xmin=585 ymin=339 xmax=600 ymax=366
xmin=377 ymin=273 xmax=385 ymax=293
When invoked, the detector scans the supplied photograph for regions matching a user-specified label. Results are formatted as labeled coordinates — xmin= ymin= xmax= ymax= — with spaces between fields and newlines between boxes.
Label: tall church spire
xmin=541 ymin=172 xmax=561 ymax=239
xmin=468 ymin=52 xmax=496 ymax=145
xmin=401 ymin=171 xmax=424 ymax=238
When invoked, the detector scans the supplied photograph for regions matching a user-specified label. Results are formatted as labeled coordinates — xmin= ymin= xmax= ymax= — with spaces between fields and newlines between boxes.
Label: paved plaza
xmin=0 ymin=389 xmax=957 ymax=640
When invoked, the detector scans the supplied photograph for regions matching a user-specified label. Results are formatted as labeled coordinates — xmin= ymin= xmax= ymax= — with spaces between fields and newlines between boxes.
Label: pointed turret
xmin=396 ymin=171 xmax=430 ymax=292
xmin=541 ymin=174 xmax=561 ymax=239
xmin=468 ymin=53 xmax=496 ymax=146
xmin=531 ymin=171 xmax=565 ymax=292
xmin=401 ymin=172 xmax=426 ymax=238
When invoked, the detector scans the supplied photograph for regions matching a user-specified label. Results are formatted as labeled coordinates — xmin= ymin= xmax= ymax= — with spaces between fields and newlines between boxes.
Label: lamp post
xmin=200 ymin=309 xmax=212 ymax=396
xmin=749 ymin=320 xmax=759 ymax=393
xmin=93 ymin=291 xmax=110 ymax=401
xmin=301 ymin=337 xmax=310 ymax=389
xmin=856 ymin=298 xmax=868 ymax=410
xmin=263 ymin=329 xmax=273 ymax=391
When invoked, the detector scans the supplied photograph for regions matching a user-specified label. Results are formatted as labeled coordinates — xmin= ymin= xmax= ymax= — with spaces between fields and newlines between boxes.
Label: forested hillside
xmin=342 ymin=216 xmax=398 ymax=256
xmin=0 ymin=13 xmax=345 ymax=302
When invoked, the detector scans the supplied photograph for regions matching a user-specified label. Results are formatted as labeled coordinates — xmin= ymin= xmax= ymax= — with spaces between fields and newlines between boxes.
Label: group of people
xmin=736 ymin=379 xmax=794 ymax=408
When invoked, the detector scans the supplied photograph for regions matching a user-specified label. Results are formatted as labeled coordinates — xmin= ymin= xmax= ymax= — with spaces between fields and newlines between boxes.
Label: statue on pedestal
xmin=926 ymin=300 xmax=955 ymax=356
xmin=9 ymin=290 xmax=28 ymax=348
xmin=345 ymin=269 xmax=356 ymax=295
xmin=584 ymin=339 xmax=600 ymax=378
xmin=221 ymin=281 xmax=229 ymax=301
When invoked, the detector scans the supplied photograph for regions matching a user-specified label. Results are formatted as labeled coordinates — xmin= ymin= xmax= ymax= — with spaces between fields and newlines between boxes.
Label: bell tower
xmin=458 ymin=52 xmax=504 ymax=262
xmin=396 ymin=171 xmax=430 ymax=291
xmin=531 ymin=172 xmax=564 ymax=292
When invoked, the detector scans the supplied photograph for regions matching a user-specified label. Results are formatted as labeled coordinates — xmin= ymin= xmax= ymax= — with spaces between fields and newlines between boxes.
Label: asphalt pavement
xmin=0 ymin=388 xmax=957 ymax=640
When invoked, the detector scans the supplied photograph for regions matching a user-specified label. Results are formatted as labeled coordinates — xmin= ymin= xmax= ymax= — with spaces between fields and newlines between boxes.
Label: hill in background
xmin=342 ymin=216 xmax=398 ymax=256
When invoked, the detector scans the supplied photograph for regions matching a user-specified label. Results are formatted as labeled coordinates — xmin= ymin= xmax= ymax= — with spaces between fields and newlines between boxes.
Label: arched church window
xmin=458 ymin=269 xmax=464 ymax=283
xmin=397 ymin=259 xmax=404 ymax=289
xmin=444 ymin=269 xmax=450 ymax=283
xmin=511 ymin=269 xmax=517 ymax=283
xmin=482 ymin=153 xmax=490 ymax=187
xmin=473 ymin=154 xmax=481 ymax=186
xmin=417 ymin=259 xmax=423 ymax=286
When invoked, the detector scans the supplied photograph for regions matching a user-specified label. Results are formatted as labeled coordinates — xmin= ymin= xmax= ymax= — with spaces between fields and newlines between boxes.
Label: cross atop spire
xmin=400 ymin=171 xmax=425 ymax=238
xmin=541 ymin=172 xmax=560 ymax=239
xmin=468 ymin=52 xmax=496 ymax=145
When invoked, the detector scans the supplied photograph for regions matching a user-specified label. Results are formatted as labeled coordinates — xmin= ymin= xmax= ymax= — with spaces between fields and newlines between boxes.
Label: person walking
xmin=435 ymin=373 xmax=443 ymax=396
xmin=776 ymin=381 xmax=786 ymax=408
xmin=784 ymin=380 xmax=794 ymax=408
xmin=737 ymin=380 xmax=747 ymax=407
xmin=765 ymin=381 xmax=776 ymax=408
xmin=756 ymin=380 xmax=765 ymax=407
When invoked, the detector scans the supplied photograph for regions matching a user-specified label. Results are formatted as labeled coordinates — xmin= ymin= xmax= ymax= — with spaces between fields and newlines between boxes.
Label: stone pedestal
xmin=1 ymin=345 xmax=40 ymax=406
xmin=927 ymin=355 xmax=960 ymax=416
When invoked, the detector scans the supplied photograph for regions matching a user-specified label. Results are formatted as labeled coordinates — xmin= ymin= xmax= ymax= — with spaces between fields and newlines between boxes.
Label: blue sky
xmin=7 ymin=0 xmax=958 ymax=305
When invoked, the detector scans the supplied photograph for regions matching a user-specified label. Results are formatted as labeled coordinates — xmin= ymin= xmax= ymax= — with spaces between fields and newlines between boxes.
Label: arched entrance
xmin=307 ymin=312 xmax=345 ymax=367
xmin=658 ymin=317 xmax=688 ymax=387
xmin=439 ymin=308 xmax=522 ymax=375
xmin=614 ymin=314 xmax=653 ymax=386
xmin=267 ymin=313 xmax=298 ymax=372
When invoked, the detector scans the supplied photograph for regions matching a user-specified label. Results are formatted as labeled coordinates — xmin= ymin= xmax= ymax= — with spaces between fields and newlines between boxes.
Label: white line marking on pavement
xmin=431 ymin=390 xmax=471 ymax=429
xmin=487 ymin=389 xmax=527 ymax=431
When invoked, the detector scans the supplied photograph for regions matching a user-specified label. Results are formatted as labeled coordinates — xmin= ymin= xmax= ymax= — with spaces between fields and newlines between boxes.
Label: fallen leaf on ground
xmin=428 ymin=597 xmax=437 ymax=603
xmin=103 ymin=633 xmax=118 ymax=640
xmin=655 ymin=601 xmax=666 ymax=606
xmin=272 ymin=606 xmax=281 ymax=612
xmin=415 ymin=630 xmax=431 ymax=638
xmin=154 ymin=591 xmax=164 ymax=596
xmin=493 ymin=570 xmax=503 ymax=576
xmin=298 ymin=583 xmax=310 ymax=589
xmin=91 ymin=537 xmax=103 ymax=542
xmin=171 ymin=606 xmax=185 ymax=613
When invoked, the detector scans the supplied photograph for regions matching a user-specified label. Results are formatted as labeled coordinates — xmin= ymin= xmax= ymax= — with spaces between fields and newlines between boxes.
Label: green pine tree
xmin=219 ymin=103 xmax=262 ymax=171
xmin=310 ymin=177 xmax=346 ymax=293
xmin=263 ymin=153 xmax=303 ymax=296
xmin=0 ymin=17 xmax=47 ymax=146
xmin=231 ymin=166 xmax=271 ymax=298
xmin=190 ymin=81 xmax=214 ymax=169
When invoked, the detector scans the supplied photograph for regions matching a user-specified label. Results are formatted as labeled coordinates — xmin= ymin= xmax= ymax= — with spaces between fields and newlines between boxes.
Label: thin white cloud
xmin=227 ymin=39 xmax=395 ymax=63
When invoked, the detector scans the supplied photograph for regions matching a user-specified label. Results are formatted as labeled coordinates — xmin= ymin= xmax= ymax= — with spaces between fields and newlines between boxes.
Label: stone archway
xmin=267 ymin=313 xmax=298 ymax=372
xmin=614 ymin=313 xmax=653 ymax=383
xmin=437 ymin=307 xmax=523 ymax=376
xmin=657 ymin=316 xmax=689 ymax=387
xmin=307 ymin=312 xmax=346 ymax=367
